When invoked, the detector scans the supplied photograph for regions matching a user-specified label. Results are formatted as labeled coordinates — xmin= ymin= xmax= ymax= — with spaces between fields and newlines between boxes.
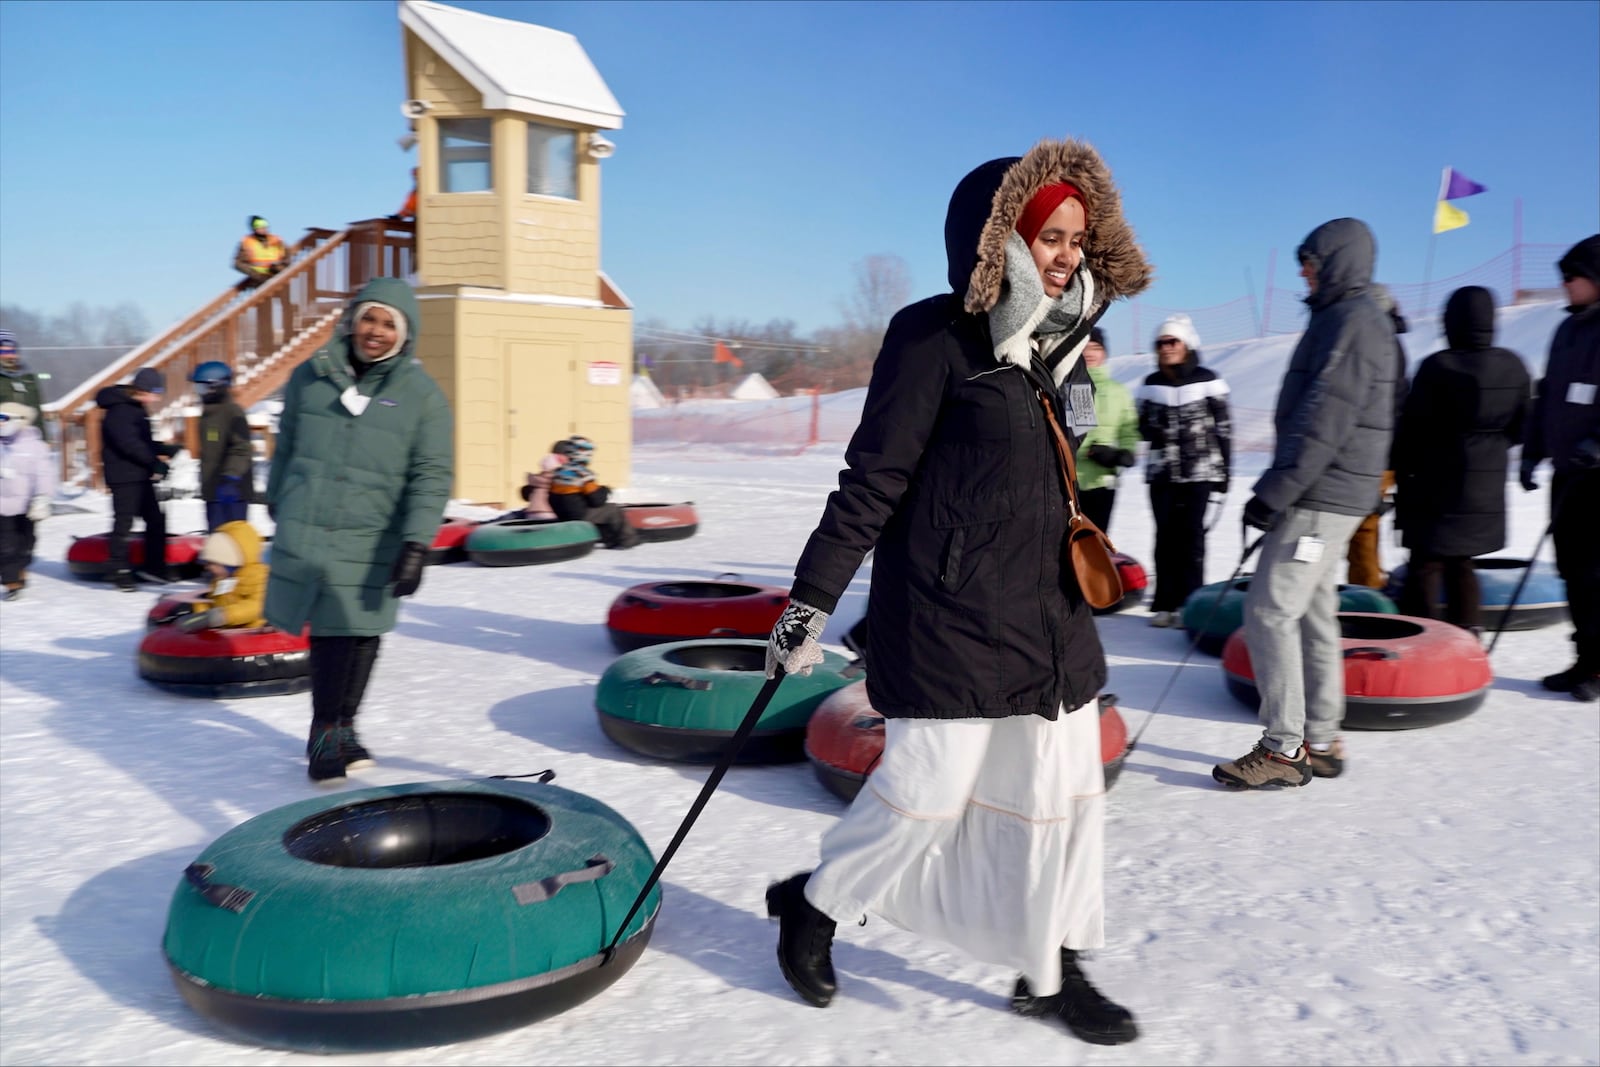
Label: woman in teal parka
xmin=265 ymin=277 xmax=454 ymax=784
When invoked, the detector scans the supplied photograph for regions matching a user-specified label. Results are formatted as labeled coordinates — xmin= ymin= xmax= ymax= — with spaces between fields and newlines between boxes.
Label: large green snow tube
xmin=465 ymin=519 xmax=599 ymax=567
xmin=162 ymin=777 xmax=659 ymax=1053
xmin=596 ymin=639 xmax=858 ymax=763
xmin=1180 ymin=579 xmax=1396 ymax=656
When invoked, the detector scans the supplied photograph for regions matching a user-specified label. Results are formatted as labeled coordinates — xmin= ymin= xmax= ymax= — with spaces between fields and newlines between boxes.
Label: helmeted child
xmin=548 ymin=435 xmax=640 ymax=548
xmin=191 ymin=361 xmax=254 ymax=530
xmin=0 ymin=402 xmax=57 ymax=601
xmin=172 ymin=520 xmax=269 ymax=631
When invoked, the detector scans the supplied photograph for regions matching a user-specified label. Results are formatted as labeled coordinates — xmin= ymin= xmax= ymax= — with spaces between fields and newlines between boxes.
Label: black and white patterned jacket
xmin=1136 ymin=359 xmax=1231 ymax=485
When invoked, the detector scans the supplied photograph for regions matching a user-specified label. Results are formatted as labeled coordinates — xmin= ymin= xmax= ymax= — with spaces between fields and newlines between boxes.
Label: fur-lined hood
xmin=945 ymin=139 xmax=1153 ymax=314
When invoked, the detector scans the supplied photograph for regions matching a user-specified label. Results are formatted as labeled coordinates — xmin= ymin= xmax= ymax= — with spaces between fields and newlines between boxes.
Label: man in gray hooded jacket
xmin=1215 ymin=218 xmax=1398 ymax=789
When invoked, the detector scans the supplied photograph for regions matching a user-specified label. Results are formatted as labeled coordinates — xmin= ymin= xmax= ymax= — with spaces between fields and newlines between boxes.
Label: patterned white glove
xmin=765 ymin=598 xmax=829 ymax=679
xmin=26 ymin=495 xmax=50 ymax=523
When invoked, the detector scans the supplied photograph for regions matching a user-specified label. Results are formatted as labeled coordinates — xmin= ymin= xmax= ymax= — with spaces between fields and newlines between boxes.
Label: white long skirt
xmin=804 ymin=701 xmax=1105 ymax=997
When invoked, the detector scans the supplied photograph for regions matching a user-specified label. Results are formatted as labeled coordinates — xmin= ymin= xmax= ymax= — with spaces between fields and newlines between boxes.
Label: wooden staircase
xmin=54 ymin=218 xmax=415 ymax=487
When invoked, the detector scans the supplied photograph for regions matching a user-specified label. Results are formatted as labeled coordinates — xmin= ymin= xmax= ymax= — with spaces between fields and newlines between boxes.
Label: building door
xmin=504 ymin=338 xmax=577 ymax=492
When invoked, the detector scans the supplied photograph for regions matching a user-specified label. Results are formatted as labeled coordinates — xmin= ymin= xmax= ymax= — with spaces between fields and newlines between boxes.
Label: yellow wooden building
xmin=399 ymin=0 xmax=631 ymax=505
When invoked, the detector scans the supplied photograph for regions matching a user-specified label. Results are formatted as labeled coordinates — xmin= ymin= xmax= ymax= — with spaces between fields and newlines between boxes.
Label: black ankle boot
xmin=338 ymin=720 xmax=374 ymax=769
xmin=1012 ymin=948 xmax=1138 ymax=1045
xmin=765 ymin=872 xmax=837 ymax=1007
xmin=306 ymin=723 xmax=346 ymax=785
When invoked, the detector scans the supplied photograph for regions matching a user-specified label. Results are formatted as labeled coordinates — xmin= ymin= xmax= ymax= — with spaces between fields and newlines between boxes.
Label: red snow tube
xmin=1092 ymin=553 xmax=1149 ymax=616
xmin=427 ymin=518 xmax=478 ymax=565
xmin=1220 ymin=612 xmax=1492 ymax=730
xmin=605 ymin=579 xmax=790 ymax=653
xmin=804 ymin=681 xmax=1131 ymax=802
xmin=621 ymin=503 xmax=699 ymax=543
xmin=138 ymin=622 xmax=311 ymax=698
xmin=67 ymin=532 xmax=207 ymax=580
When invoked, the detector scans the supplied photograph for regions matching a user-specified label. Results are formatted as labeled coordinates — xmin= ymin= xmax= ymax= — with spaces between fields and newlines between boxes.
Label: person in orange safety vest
xmin=233 ymin=216 xmax=287 ymax=289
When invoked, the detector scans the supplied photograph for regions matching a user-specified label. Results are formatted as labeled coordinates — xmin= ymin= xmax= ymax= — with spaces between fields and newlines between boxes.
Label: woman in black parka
xmin=1393 ymin=285 xmax=1532 ymax=631
xmin=762 ymin=139 xmax=1151 ymax=1045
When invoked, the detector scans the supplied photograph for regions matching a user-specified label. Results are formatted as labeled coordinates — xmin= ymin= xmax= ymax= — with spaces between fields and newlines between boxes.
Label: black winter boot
xmin=765 ymin=872 xmax=837 ymax=1007
xmin=339 ymin=637 xmax=381 ymax=770
xmin=1012 ymin=948 xmax=1139 ymax=1046
xmin=306 ymin=723 xmax=346 ymax=784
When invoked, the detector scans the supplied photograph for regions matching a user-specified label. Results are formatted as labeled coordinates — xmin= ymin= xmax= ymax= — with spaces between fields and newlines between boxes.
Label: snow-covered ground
xmin=2 ymin=301 xmax=1595 ymax=1066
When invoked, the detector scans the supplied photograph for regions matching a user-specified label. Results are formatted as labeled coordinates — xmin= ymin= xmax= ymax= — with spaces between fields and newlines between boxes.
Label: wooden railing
xmin=55 ymin=218 xmax=415 ymax=486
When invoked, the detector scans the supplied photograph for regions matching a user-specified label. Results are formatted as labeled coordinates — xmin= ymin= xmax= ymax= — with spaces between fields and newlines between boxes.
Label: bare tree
xmin=840 ymin=254 xmax=911 ymax=340
xmin=0 ymin=301 xmax=150 ymax=347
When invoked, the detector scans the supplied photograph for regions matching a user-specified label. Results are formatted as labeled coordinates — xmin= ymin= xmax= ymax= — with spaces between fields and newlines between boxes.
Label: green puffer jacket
xmin=1073 ymin=363 xmax=1139 ymax=491
xmin=264 ymin=278 xmax=453 ymax=636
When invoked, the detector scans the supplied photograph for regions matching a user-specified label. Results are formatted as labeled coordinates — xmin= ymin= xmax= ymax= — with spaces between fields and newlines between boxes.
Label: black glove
xmin=765 ymin=598 xmax=830 ymax=678
xmin=1575 ymin=438 xmax=1600 ymax=471
xmin=1086 ymin=444 xmax=1121 ymax=469
xmin=151 ymin=459 xmax=170 ymax=481
xmin=1242 ymin=496 xmax=1278 ymax=532
xmin=389 ymin=541 xmax=428 ymax=598
xmin=587 ymin=485 xmax=611 ymax=506
xmin=1519 ymin=461 xmax=1539 ymax=492
xmin=1115 ymin=449 xmax=1137 ymax=469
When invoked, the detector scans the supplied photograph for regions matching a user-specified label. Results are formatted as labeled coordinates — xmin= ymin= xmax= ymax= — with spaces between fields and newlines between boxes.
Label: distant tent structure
xmin=730 ymin=372 xmax=779 ymax=401
xmin=631 ymin=372 xmax=666 ymax=410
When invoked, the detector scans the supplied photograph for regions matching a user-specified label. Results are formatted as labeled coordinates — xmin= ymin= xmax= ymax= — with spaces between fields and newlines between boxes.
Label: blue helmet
xmin=191 ymin=361 xmax=232 ymax=386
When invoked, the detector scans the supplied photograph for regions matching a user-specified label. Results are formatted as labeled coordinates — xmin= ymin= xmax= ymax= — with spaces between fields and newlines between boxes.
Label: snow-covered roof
xmin=400 ymin=0 xmax=624 ymax=130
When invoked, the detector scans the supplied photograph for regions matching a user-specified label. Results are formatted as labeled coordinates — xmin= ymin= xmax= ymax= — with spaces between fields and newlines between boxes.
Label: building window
xmin=527 ymin=122 xmax=577 ymax=199
xmin=439 ymin=118 xmax=492 ymax=193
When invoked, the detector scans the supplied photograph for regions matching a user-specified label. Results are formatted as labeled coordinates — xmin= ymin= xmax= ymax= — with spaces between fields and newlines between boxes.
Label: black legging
xmin=1552 ymin=469 xmax=1600 ymax=666
xmin=1080 ymin=487 xmax=1115 ymax=538
xmin=309 ymin=635 xmax=382 ymax=726
xmin=1399 ymin=551 xmax=1482 ymax=630
xmin=1148 ymin=481 xmax=1210 ymax=612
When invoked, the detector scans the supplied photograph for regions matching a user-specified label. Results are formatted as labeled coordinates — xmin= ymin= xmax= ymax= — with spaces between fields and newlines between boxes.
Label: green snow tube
xmin=1180 ymin=579 xmax=1397 ymax=656
xmin=596 ymin=639 xmax=858 ymax=763
xmin=465 ymin=519 xmax=599 ymax=567
xmin=162 ymin=777 xmax=659 ymax=1053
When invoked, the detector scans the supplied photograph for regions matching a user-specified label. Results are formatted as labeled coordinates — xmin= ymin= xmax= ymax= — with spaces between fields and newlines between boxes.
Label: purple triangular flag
xmin=1443 ymin=168 xmax=1487 ymax=200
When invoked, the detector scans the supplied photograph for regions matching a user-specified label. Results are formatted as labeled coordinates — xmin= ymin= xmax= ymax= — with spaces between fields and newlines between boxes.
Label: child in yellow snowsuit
xmin=174 ymin=520 xmax=269 ymax=630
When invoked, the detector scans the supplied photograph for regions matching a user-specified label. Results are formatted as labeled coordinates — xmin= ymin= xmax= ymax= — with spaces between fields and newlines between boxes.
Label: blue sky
xmin=0 ymin=0 xmax=1595 ymax=349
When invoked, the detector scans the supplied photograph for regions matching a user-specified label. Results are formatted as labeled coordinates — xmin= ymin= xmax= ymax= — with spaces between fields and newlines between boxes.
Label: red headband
xmin=1015 ymin=182 xmax=1084 ymax=246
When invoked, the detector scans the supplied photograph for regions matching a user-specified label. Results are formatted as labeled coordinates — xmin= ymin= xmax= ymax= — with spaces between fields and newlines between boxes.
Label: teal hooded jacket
xmin=264 ymin=278 xmax=454 ymax=636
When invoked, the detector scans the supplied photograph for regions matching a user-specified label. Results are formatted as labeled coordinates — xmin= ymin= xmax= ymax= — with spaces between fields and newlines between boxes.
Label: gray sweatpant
xmin=1243 ymin=505 xmax=1365 ymax=754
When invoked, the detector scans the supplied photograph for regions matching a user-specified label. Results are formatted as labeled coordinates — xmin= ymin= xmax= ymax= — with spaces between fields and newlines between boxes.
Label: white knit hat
xmin=0 ymin=401 xmax=34 ymax=426
xmin=200 ymin=529 xmax=245 ymax=569
xmin=1153 ymin=313 xmax=1200 ymax=354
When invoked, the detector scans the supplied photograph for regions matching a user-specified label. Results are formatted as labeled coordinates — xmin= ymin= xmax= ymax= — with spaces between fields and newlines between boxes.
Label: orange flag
xmin=713 ymin=341 xmax=743 ymax=368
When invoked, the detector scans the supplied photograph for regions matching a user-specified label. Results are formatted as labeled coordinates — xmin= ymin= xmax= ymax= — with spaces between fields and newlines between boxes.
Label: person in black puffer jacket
xmin=1393 ymin=285 xmax=1532 ymax=632
xmin=97 ymin=367 xmax=181 ymax=590
xmin=761 ymin=139 xmax=1152 ymax=1047
xmin=1520 ymin=234 xmax=1600 ymax=701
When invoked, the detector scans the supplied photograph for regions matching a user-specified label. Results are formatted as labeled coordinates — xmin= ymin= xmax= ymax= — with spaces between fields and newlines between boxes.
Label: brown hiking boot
xmin=1305 ymin=739 xmax=1346 ymax=779
xmin=1213 ymin=743 xmax=1311 ymax=789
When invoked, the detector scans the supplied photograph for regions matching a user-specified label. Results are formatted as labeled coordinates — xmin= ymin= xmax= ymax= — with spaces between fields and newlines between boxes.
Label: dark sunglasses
xmin=1156 ymin=337 xmax=1185 ymax=347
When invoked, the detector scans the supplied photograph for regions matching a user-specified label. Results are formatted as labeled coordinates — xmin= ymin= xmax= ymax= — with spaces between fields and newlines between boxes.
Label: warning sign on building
xmin=587 ymin=360 xmax=622 ymax=386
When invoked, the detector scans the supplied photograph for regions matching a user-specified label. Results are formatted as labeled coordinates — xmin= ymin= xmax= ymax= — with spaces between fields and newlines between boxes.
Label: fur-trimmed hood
xmin=946 ymin=139 xmax=1153 ymax=314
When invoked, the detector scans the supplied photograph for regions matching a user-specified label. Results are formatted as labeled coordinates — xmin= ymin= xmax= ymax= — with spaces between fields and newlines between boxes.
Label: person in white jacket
xmin=0 ymin=402 xmax=57 ymax=601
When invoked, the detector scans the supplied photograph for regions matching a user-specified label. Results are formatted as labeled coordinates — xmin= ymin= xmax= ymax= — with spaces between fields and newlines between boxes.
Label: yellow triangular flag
xmin=1433 ymin=199 xmax=1469 ymax=234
